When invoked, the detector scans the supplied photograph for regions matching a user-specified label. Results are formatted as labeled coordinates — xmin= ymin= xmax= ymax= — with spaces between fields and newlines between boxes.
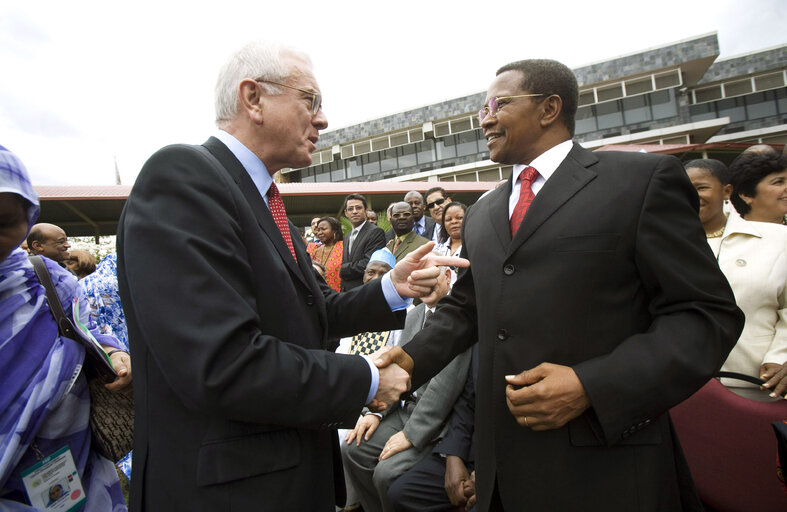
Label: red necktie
xmin=510 ymin=166 xmax=539 ymax=236
xmin=268 ymin=182 xmax=297 ymax=260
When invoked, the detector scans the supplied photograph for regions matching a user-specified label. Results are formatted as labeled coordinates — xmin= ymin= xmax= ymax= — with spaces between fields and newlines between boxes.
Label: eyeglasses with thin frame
xmin=478 ymin=94 xmax=545 ymax=123
xmin=255 ymin=79 xmax=322 ymax=115
xmin=426 ymin=197 xmax=446 ymax=210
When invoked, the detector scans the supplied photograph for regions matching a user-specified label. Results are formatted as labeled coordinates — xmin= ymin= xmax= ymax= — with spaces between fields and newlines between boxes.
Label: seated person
xmin=388 ymin=346 xmax=478 ymax=512
xmin=341 ymin=263 xmax=471 ymax=512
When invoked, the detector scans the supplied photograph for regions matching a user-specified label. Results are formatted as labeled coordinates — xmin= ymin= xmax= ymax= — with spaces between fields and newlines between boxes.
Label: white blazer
xmin=709 ymin=212 xmax=787 ymax=385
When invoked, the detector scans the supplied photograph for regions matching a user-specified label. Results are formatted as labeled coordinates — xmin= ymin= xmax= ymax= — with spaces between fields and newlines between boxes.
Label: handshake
xmin=366 ymin=346 xmax=415 ymax=412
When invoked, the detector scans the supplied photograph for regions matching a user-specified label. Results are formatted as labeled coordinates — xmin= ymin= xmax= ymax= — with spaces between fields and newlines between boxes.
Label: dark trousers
xmin=388 ymin=453 xmax=476 ymax=512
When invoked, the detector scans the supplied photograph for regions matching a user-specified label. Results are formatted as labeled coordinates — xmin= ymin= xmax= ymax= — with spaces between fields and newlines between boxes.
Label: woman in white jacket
xmin=685 ymin=158 xmax=787 ymax=400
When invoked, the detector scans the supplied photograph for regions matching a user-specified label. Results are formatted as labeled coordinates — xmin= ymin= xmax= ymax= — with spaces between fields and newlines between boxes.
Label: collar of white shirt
xmin=509 ymin=139 xmax=573 ymax=218
xmin=215 ymin=130 xmax=273 ymax=206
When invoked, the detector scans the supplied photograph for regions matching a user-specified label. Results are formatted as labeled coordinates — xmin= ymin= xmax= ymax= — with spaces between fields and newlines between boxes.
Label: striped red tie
xmin=510 ymin=166 xmax=539 ymax=236
xmin=268 ymin=182 xmax=297 ymax=260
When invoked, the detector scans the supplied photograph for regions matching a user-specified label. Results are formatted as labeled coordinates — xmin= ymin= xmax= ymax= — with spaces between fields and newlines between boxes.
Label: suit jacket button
xmin=306 ymin=294 xmax=314 ymax=306
xmin=503 ymin=264 xmax=515 ymax=276
xmin=497 ymin=329 xmax=509 ymax=341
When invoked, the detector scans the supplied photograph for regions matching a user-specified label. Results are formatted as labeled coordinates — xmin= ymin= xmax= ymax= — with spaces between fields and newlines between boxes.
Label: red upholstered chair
xmin=670 ymin=373 xmax=787 ymax=511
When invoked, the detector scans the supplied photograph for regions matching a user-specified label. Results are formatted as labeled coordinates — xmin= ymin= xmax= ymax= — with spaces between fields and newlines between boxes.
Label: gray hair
xmin=214 ymin=41 xmax=312 ymax=126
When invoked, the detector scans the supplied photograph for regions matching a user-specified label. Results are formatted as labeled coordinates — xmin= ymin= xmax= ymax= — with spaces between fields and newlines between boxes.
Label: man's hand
xmin=390 ymin=242 xmax=468 ymax=298
xmin=379 ymin=431 xmax=412 ymax=461
xmin=374 ymin=346 xmax=414 ymax=376
xmin=445 ymin=455 xmax=471 ymax=507
xmin=367 ymin=358 xmax=410 ymax=412
xmin=505 ymin=362 xmax=590 ymax=430
xmin=761 ymin=362 xmax=787 ymax=399
xmin=464 ymin=471 xmax=476 ymax=510
xmin=345 ymin=414 xmax=381 ymax=446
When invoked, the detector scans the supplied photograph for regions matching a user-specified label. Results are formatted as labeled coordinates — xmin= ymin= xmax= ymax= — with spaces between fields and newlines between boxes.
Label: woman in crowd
xmin=307 ymin=216 xmax=343 ymax=292
xmin=437 ymin=202 xmax=466 ymax=286
xmin=65 ymin=248 xmax=97 ymax=279
xmin=729 ymin=152 xmax=787 ymax=225
xmin=0 ymin=145 xmax=131 ymax=510
xmin=685 ymin=158 xmax=787 ymax=400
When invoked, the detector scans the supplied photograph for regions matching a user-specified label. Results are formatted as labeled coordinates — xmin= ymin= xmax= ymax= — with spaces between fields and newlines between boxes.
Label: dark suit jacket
xmin=385 ymin=216 xmax=435 ymax=242
xmin=403 ymin=144 xmax=744 ymax=511
xmin=117 ymin=137 xmax=404 ymax=511
xmin=386 ymin=231 xmax=430 ymax=262
xmin=340 ymin=221 xmax=386 ymax=291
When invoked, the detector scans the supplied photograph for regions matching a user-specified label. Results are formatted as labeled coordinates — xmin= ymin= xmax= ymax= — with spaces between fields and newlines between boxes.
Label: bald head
xmin=743 ymin=144 xmax=778 ymax=157
xmin=404 ymin=190 xmax=425 ymax=221
xmin=27 ymin=223 xmax=70 ymax=262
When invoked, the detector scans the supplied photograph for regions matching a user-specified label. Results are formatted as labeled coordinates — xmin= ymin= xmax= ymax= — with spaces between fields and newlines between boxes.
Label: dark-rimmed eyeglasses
xmin=478 ymin=94 xmax=545 ymax=123
xmin=426 ymin=198 xmax=446 ymax=210
xmin=255 ymin=79 xmax=322 ymax=115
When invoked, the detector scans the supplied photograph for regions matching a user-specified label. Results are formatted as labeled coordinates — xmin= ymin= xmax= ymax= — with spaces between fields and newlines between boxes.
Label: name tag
xmin=21 ymin=445 xmax=86 ymax=511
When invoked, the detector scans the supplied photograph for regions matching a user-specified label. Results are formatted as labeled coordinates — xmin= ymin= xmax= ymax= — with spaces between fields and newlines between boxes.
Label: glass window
xmin=689 ymin=102 xmax=716 ymax=122
xmin=346 ymin=158 xmax=361 ymax=179
xmin=398 ymin=145 xmax=416 ymax=168
xmin=380 ymin=149 xmax=398 ymax=173
xmin=575 ymin=106 xmax=596 ymax=135
xmin=360 ymin=153 xmax=379 ymax=177
xmin=745 ymin=91 xmax=776 ymax=120
xmin=776 ymin=88 xmax=787 ymax=115
xmin=622 ymin=95 xmax=651 ymax=125
xmin=456 ymin=131 xmax=480 ymax=157
xmin=416 ymin=139 xmax=435 ymax=164
xmin=331 ymin=165 xmax=345 ymax=181
xmin=650 ymin=89 xmax=677 ymax=120
xmin=315 ymin=169 xmax=331 ymax=182
xmin=716 ymin=97 xmax=746 ymax=123
xmin=596 ymin=101 xmax=623 ymax=130
xmin=436 ymin=136 xmax=458 ymax=161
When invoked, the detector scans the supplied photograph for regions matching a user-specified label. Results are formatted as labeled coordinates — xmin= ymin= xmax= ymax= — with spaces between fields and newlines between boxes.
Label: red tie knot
xmin=520 ymin=166 xmax=538 ymax=184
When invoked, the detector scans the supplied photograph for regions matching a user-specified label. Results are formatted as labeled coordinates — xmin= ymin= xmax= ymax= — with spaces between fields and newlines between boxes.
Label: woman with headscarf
xmin=685 ymin=158 xmax=787 ymax=400
xmin=0 ymin=145 xmax=131 ymax=510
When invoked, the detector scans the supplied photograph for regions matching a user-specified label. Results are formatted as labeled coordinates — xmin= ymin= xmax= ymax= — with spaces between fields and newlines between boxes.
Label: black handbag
xmin=30 ymin=255 xmax=134 ymax=462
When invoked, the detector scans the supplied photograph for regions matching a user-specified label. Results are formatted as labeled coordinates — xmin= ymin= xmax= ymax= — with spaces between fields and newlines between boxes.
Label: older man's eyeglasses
xmin=256 ymin=79 xmax=322 ymax=116
xmin=478 ymin=94 xmax=545 ymax=123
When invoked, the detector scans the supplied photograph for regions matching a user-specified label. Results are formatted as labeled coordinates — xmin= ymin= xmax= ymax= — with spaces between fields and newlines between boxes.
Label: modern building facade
xmin=288 ymin=32 xmax=786 ymax=185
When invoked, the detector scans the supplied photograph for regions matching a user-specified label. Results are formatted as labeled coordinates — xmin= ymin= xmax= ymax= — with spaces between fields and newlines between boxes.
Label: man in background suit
xmin=117 ymin=41 xmax=464 ymax=512
xmin=386 ymin=202 xmax=430 ymax=262
xmin=386 ymin=191 xmax=435 ymax=242
xmin=341 ymin=193 xmax=387 ymax=291
xmin=377 ymin=59 xmax=744 ymax=511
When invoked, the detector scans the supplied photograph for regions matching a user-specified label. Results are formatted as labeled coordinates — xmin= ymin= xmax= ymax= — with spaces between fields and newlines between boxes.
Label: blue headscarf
xmin=0 ymin=145 xmax=39 ymax=235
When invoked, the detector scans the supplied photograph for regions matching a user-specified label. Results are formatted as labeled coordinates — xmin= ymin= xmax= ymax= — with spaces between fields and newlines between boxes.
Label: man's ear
xmin=238 ymin=79 xmax=264 ymax=124
xmin=539 ymin=94 xmax=563 ymax=129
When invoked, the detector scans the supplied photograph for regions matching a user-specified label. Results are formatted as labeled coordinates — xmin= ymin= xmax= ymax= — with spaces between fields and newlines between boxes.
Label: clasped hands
xmin=366 ymin=242 xmax=468 ymax=411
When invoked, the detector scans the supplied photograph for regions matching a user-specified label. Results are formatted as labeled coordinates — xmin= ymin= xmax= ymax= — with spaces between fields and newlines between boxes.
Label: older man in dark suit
xmin=377 ymin=59 xmax=744 ymax=511
xmin=117 ymin=41 xmax=464 ymax=512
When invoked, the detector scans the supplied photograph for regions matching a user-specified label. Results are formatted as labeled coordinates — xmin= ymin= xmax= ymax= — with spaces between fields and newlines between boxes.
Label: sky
xmin=2 ymin=0 xmax=785 ymax=187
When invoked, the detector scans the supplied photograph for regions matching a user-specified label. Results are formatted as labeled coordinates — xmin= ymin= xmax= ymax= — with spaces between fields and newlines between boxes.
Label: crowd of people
xmin=1 ymin=38 xmax=786 ymax=512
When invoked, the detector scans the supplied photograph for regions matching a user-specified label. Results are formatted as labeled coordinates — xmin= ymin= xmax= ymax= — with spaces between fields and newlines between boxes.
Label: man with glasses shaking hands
xmin=117 ymin=41 xmax=467 ymax=512
xmin=376 ymin=59 xmax=743 ymax=511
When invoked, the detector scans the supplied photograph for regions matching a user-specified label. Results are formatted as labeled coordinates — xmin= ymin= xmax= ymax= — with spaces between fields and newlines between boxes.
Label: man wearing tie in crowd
xmin=376 ymin=59 xmax=744 ymax=511
xmin=117 ymin=41 xmax=466 ymax=512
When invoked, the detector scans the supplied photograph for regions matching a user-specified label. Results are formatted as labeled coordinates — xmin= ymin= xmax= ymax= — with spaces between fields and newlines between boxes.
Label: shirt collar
xmin=215 ymin=129 xmax=272 ymax=200
xmin=512 ymin=139 xmax=573 ymax=183
xmin=352 ymin=220 xmax=367 ymax=233
xmin=723 ymin=209 xmax=765 ymax=239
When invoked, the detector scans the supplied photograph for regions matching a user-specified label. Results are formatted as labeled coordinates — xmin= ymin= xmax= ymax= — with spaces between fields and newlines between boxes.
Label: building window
xmin=346 ymin=158 xmax=361 ymax=179
xmin=398 ymin=145 xmax=417 ymax=168
xmin=689 ymin=102 xmax=716 ymax=122
xmin=651 ymin=89 xmax=677 ymax=120
xmin=360 ymin=153 xmax=379 ymax=177
xmin=596 ymin=101 xmax=623 ymax=130
xmin=380 ymin=149 xmax=398 ymax=173
xmin=575 ymin=105 xmax=597 ymax=135
xmin=436 ymin=135 xmax=458 ymax=160
xmin=622 ymin=95 xmax=652 ymax=125
xmin=456 ymin=131 xmax=480 ymax=157
xmin=716 ymin=97 xmax=746 ymax=123
xmin=416 ymin=139 xmax=436 ymax=165
xmin=745 ymin=91 xmax=775 ymax=120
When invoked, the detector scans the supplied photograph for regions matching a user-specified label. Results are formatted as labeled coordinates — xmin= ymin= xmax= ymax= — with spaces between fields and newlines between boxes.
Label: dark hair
xmin=729 ymin=152 xmax=787 ymax=217
xmin=26 ymin=224 xmax=46 ymax=248
xmin=425 ymin=187 xmax=447 ymax=200
xmin=496 ymin=59 xmax=579 ymax=137
xmin=439 ymin=202 xmax=467 ymax=244
xmin=343 ymin=193 xmax=368 ymax=211
xmin=317 ymin=216 xmax=343 ymax=242
xmin=684 ymin=159 xmax=731 ymax=185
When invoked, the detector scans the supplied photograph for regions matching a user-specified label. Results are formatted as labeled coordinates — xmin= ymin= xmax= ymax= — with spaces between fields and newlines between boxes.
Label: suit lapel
xmin=202 ymin=138 xmax=309 ymax=288
xmin=351 ymin=222 xmax=370 ymax=259
xmin=508 ymin=144 xmax=598 ymax=256
xmin=486 ymin=178 xmax=516 ymax=251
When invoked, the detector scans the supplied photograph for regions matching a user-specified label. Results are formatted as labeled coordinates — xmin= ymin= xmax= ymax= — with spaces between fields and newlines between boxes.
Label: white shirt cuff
xmin=381 ymin=272 xmax=412 ymax=311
